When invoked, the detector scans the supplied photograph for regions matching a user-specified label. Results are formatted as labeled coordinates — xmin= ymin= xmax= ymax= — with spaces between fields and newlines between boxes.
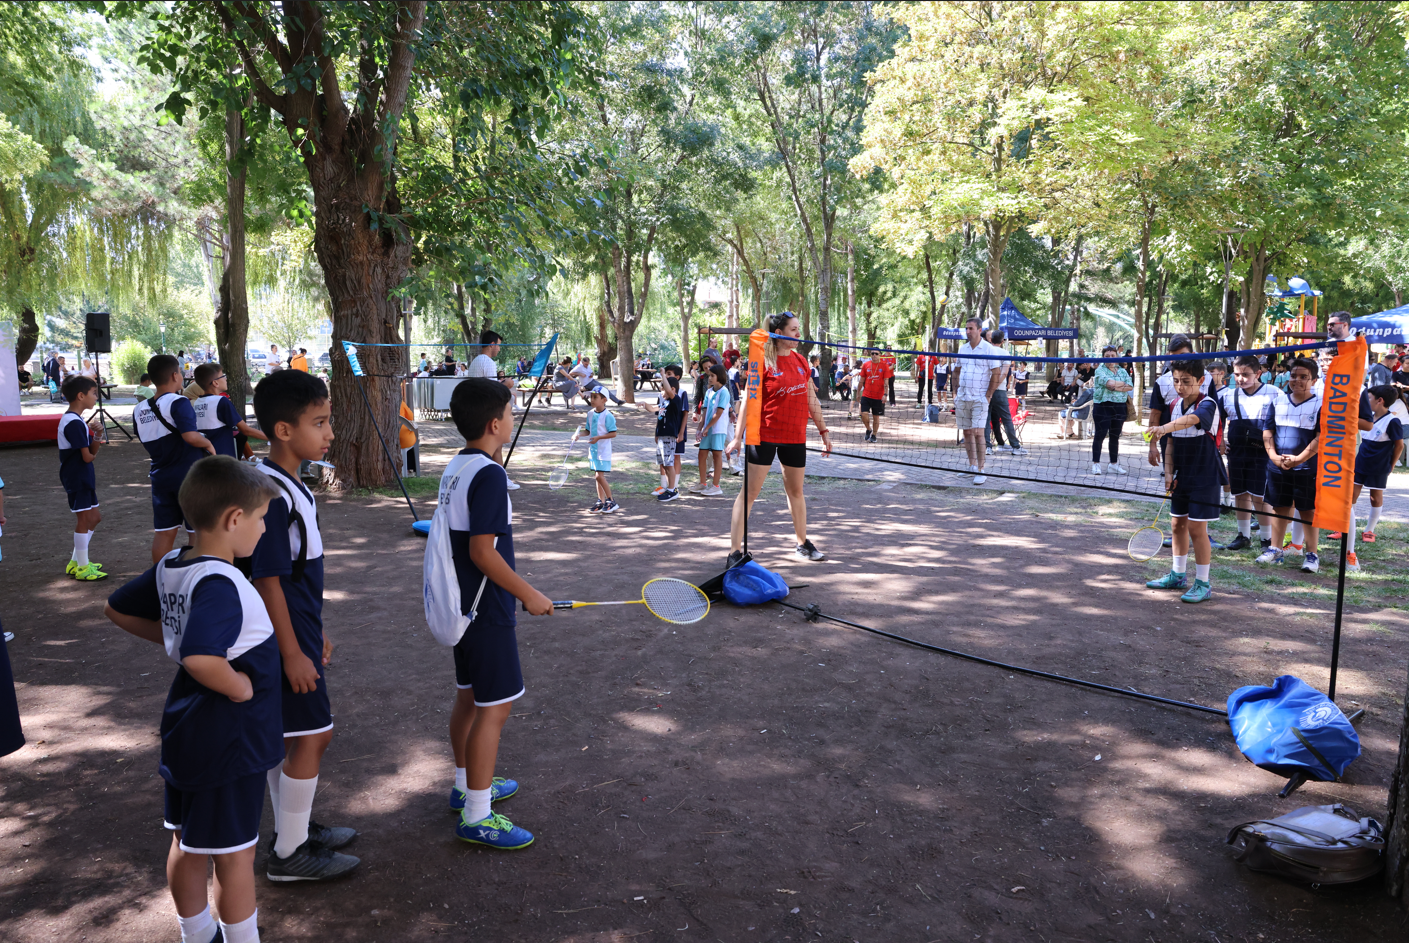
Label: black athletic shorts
xmin=860 ymin=396 xmax=885 ymax=416
xmin=1265 ymin=464 xmax=1316 ymax=512
xmin=746 ymin=442 xmax=807 ymax=468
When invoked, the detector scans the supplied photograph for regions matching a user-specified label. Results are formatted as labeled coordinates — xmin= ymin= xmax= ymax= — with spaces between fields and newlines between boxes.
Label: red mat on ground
xmin=0 ymin=413 xmax=60 ymax=445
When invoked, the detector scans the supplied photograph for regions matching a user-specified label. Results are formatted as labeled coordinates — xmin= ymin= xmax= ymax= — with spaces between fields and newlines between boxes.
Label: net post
xmin=1329 ymin=532 xmax=1348 ymax=701
xmin=741 ymin=452 xmax=749 ymax=556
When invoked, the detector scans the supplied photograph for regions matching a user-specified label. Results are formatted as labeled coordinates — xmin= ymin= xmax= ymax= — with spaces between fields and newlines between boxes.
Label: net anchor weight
xmin=802 ymin=604 xmax=822 ymax=623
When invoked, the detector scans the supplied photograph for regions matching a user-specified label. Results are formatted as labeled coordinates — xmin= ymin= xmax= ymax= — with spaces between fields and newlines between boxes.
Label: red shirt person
xmin=857 ymin=350 xmax=893 ymax=442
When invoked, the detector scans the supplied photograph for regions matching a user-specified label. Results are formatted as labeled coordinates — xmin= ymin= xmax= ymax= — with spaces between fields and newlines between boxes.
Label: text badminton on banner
xmin=1315 ymin=336 xmax=1367 ymax=534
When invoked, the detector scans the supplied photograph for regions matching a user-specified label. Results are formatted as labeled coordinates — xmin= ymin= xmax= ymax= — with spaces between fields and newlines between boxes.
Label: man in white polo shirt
xmin=467 ymin=330 xmax=521 ymax=490
xmin=953 ymin=317 xmax=1003 ymax=484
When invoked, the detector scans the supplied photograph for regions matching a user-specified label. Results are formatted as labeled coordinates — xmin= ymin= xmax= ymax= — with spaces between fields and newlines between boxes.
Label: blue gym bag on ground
xmin=1227 ymin=675 xmax=1360 ymax=782
xmin=722 ymin=561 xmax=789 ymax=606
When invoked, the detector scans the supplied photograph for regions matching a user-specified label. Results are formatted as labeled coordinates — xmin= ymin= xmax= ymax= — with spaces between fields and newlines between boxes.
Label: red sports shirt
xmin=859 ymin=360 xmax=893 ymax=400
xmin=758 ymin=350 xmax=812 ymax=444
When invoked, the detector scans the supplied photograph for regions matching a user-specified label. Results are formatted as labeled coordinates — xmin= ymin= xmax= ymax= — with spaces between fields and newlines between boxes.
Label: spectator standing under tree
xmin=1367 ymin=352 xmax=1392 ymax=388
xmin=953 ymin=318 xmax=1003 ymax=484
xmin=1090 ymin=344 xmax=1132 ymax=475
xmin=466 ymin=331 xmax=521 ymax=491
xmin=882 ymin=350 xmax=897 ymax=405
xmin=269 ymin=345 xmax=282 ymax=372
xmin=915 ymin=350 xmax=936 ymax=407
xmin=984 ymin=330 xmax=1026 ymax=456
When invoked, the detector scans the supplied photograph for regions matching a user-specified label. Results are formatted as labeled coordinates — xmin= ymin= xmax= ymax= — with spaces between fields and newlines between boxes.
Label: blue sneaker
xmin=1145 ymin=570 xmax=1187 ymax=590
xmin=449 ymin=777 xmax=519 ymax=812
xmin=1180 ymin=579 xmax=1212 ymax=603
xmin=455 ymin=811 xmax=534 ymax=850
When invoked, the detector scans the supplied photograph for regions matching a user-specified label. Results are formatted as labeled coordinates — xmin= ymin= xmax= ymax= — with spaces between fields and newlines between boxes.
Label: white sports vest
xmin=155 ymin=552 xmax=274 ymax=665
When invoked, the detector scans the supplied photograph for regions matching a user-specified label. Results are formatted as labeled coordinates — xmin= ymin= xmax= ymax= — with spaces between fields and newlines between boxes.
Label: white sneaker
xmin=702 ymin=485 xmax=724 ymax=496
xmin=651 ymin=486 xmax=666 ymax=496
xmin=1110 ymin=463 xmax=1127 ymax=475
xmin=687 ymin=483 xmax=706 ymax=493
xmin=1091 ymin=463 xmax=1103 ymax=476
xmin=505 ymin=477 xmax=521 ymax=491
xmin=1012 ymin=447 xmax=1028 ymax=456
xmin=974 ymin=473 xmax=987 ymax=485
xmin=968 ymin=464 xmax=979 ymax=474
xmin=995 ymin=445 xmax=1013 ymax=453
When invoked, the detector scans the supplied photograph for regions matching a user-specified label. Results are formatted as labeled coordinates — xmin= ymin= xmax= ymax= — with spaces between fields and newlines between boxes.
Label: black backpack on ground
xmin=1226 ymin=804 xmax=1383 ymax=885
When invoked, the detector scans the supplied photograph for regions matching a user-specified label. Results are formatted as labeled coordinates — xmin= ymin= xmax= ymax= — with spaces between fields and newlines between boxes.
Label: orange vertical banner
xmin=744 ymin=328 xmax=768 ymax=446
xmin=1315 ymin=336 xmax=1367 ymax=533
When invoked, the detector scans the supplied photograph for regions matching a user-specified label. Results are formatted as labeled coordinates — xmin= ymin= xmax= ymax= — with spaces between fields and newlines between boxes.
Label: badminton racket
xmin=548 ymin=443 xmax=572 ymax=490
xmin=544 ymin=578 xmax=710 ymax=624
xmin=1128 ymin=474 xmax=1175 ymax=562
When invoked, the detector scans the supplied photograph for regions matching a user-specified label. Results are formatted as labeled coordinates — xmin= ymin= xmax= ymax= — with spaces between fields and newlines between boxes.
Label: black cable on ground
xmin=778 ymin=600 xmax=1227 ymax=718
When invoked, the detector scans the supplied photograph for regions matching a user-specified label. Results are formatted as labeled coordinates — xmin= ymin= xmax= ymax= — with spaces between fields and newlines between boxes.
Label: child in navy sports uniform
xmin=104 ymin=457 xmax=285 ymax=943
xmin=1344 ymin=385 xmax=1404 ymax=572
xmin=57 ymin=375 xmax=107 ymax=581
xmin=1258 ymin=357 xmax=1323 ymax=573
xmin=193 ymin=363 xmax=268 ymax=458
xmin=653 ymin=374 xmax=685 ymax=501
xmin=248 ymin=369 xmax=359 ymax=882
xmin=1145 ymin=359 xmax=1224 ymax=604
xmin=135 ymin=354 xmax=216 ymax=564
xmin=439 ymin=378 xmax=552 ymax=850
xmin=1216 ymin=355 xmax=1278 ymax=552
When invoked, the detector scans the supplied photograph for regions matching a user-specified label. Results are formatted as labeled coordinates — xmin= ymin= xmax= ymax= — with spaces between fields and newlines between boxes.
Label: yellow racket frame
xmin=551 ymin=578 xmax=711 ymax=624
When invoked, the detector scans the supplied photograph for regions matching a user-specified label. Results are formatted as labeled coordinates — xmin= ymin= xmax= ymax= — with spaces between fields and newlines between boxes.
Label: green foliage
xmin=111 ymin=337 xmax=151 ymax=383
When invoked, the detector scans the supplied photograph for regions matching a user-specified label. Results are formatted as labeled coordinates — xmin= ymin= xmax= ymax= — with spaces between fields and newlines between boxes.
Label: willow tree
xmin=148 ymin=1 xmax=587 ymax=487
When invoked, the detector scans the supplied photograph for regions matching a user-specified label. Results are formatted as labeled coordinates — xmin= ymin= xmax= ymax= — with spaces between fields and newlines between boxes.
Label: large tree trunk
xmin=596 ymin=267 xmax=616 ymax=379
xmin=15 ymin=306 xmax=37 ymax=368
xmin=309 ymin=168 xmax=411 ymax=489
xmin=453 ymin=282 xmax=475 ymax=344
xmin=847 ymin=242 xmax=857 ymax=358
xmin=923 ymin=249 xmax=937 ymax=351
xmin=678 ymin=273 xmax=697 ymax=370
xmin=983 ymin=219 xmax=1011 ymax=326
xmin=1240 ymin=242 xmax=1271 ymax=349
xmin=214 ymin=102 xmax=251 ymax=419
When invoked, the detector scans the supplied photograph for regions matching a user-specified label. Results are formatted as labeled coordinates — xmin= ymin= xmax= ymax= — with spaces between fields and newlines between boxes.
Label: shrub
xmin=112 ymin=339 xmax=153 ymax=384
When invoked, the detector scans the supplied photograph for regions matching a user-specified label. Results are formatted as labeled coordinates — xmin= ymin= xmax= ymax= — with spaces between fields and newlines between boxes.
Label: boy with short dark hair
xmin=58 ymin=375 xmax=107 ymax=580
xmin=1343 ymin=385 xmax=1404 ymax=572
xmin=1217 ymin=355 xmax=1278 ymax=552
xmin=858 ymin=349 xmax=892 ymax=443
xmin=193 ymin=363 xmax=268 ymax=458
xmin=663 ymin=364 xmax=688 ymax=497
xmin=249 ymin=369 xmax=360 ymax=882
xmin=135 ymin=354 xmax=216 ymax=564
xmin=439 ymin=378 xmax=552 ymax=848
xmin=104 ymin=456 xmax=285 ymax=943
xmin=134 ymin=372 xmax=156 ymax=402
xmin=1258 ymin=357 xmax=1322 ymax=572
xmin=654 ymin=373 xmax=685 ymax=502
xmin=1145 ymin=359 xmax=1224 ymax=603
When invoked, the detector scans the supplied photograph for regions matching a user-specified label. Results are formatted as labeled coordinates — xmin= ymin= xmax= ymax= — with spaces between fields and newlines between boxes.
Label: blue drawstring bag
xmin=722 ymin=561 xmax=789 ymax=606
xmin=1227 ymin=675 xmax=1360 ymax=782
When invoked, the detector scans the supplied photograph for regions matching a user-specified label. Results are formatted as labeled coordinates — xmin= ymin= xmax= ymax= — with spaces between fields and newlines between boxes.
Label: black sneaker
xmin=1224 ymin=534 xmax=1252 ymax=551
xmin=307 ymin=820 xmax=357 ymax=850
xmin=266 ymin=838 xmax=360 ymax=882
xmin=589 ymin=500 xmax=603 ymax=513
xmin=1260 ymin=538 xmax=1272 ymax=550
xmin=1249 ymin=520 xmax=1260 ymax=532
xmin=659 ymin=489 xmax=681 ymax=502
xmin=725 ymin=549 xmax=746 ymax=569
xmin=795 ymin=539 xmax=826 ymax=562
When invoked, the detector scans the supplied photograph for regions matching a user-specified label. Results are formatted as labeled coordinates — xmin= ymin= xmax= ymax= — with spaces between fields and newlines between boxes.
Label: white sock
xmin=1238 ymin=518 xmax=1251 ymax=537
xmin=1172 ymin=554 xmax=1188 ymax=575
xmin=266 ymin=763 xmax=283 ymax=835
xmin=177 ymin=908 xmax=217 ymax=943
xmin=273 ymin=774 xmax=317 ymax=858
xmin=660 ymin=473 xmax=668 ymax=488
xmin=1368 ymin=506 xmax=1383 ymax=532
xmin=1292 ymin=519 xmax=1304 ymax=545
xmin=1347 ymin=525 xmax=1356 ymax=555
xmin=72 ymin=531 xmax=91 ymax=567
xmin=465 ymin=787 xmax=493 ymax=824
xmin=454 ymin=767 xmax=467 ymax=792
xmin=219 ymin=909 xmax=260 ymax=943
xmin=1195 ymin=563 xmax=1210 ymax=582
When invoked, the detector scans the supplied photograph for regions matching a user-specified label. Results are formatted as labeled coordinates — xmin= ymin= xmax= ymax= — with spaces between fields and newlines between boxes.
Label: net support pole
xmin=742 ymin=451 xmax=749 ymax=556
xmin=503 ymin=373 xmax=547 ymax=469
xmin=354 ymin=376 xmax=419 ymax=522
xmin=1329 ymin=534 xmax=1349 ymax=701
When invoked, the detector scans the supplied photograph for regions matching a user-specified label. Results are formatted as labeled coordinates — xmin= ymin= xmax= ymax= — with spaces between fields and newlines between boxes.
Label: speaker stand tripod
xmin=87 ymin=352 xmax=133 ymax=441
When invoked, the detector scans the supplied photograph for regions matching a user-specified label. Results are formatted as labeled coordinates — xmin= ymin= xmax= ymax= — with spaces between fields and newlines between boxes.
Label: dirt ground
xmin=3 ymin=430 xmax=1409 ymax=942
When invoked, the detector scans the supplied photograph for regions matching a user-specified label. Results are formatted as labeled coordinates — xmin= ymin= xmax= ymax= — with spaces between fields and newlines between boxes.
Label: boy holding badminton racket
xmin=1144 ymin=360 xmax=1224 ymax=603
xmin=572 ymin=387 xmax=618 ymax=513
xmin=1216 ymin=356 xmax=1278 ymax=553
xmin=441 ymin=379 xmax=553 ymax=850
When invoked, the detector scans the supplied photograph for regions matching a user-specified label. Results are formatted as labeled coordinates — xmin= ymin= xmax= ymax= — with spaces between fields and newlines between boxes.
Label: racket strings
xmin=641 ymin=578 xmax=710 ymax=624
xmin=1128 ymin=526 xmax=1164 ymax=562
